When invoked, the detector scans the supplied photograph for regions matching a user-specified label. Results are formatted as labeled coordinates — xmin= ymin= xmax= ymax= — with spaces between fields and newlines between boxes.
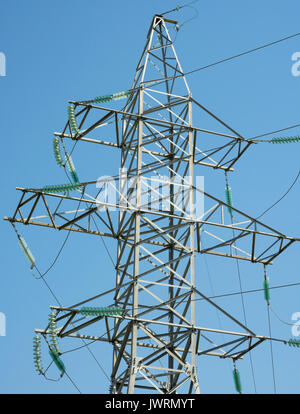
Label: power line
xmin=78 ymin=30 xmax=300 ymax=100
xmin=267 ymin=305 xmax=277 ymax=393
xmin=13 ymin=190 xmax=110 ymax=390
xmin=175 ymin=280 xmax=300 ymax=306
xmin=62 ymin=146 xmax=116 ymax=269
xmin=202 ymin=255 xmax=233 ymax=376
xmin=62 ymin=324 xmax=116 ymax=355
xmin=184 ymin=31 xmax=300 ymax=76
xmin=62 ymin=340 xmax=98 ymax=355
xmin=225 ymin=172 xmax=257 ymax=393
xmin=161 ymin=0 xmax=200 ymax=17
xmin=26 ymin=188 xmax=84 ymax=280
xmin=270 ymin=305 xmax=296 ymax=327
xmin=177 ymin=1 xmax=200 ymax=29
xmin=134 ymin=30 xmax=300 ymax=90
xmin=64 ymin=371 xmax=82 ymax=394
xmin=251 ymin=123 xmax=300 ymax=141
xmin=38 ymin=262 xmax=110 ymax=387
xmin=32 ymin=229 xmax=71 ymax=280
xmin=256 ymin=169 xmax=300 ymax=219
xmin=26 ymin=134 xmax=87 ymax=281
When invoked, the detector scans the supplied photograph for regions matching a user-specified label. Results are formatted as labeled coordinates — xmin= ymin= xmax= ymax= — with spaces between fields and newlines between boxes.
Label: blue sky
xmin=0 ymin=0 xmax=299 ymax=394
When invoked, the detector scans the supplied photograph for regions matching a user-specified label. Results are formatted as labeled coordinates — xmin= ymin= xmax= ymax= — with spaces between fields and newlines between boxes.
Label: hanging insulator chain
xmin=42 ymin=183 xmax=82 ymax=194
xmin=49 ymin=349 xmax=66 ymax=376
xmin=232 ymin=361 xmax=242 ymax=394
xmin=263 ymin=265 xmax=270 ymax=305
xmin=53 ymin=137 xmax=65 ymax=167
xmin=17 ymin=236 xmax=35 ymax=269
xmin=80 ymin=306 xmax=123 ymax=316
xmin=224 ymin=173 xmax=233 ymax=215
xmin=48 ymin=313 xmax=60 ymax=354
xmin=65 ymin=154 xmax=80 ymax=184
xmin=68 ymin=104 xmax=80 ymax=136
xmin=225 ymin=185 xmax=233 ymax=215
xmin=33 ymin=335 xmax=44 ymax=376
xmin=287 ymin=338 xmax=300 ymax=348
xmin=94 ymin=90 xmax=131 ymax=104
xmin=271 ymin=136 xmax=300 ymax=144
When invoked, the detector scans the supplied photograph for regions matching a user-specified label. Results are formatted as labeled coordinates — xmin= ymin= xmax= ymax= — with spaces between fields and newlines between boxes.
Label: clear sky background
xmin=0 ymin=0 xmax=299 ymax=394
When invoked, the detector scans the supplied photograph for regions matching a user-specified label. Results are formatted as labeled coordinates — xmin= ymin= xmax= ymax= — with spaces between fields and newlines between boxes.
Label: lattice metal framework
xmin=5 ymin=15 xmax=299 ymax=394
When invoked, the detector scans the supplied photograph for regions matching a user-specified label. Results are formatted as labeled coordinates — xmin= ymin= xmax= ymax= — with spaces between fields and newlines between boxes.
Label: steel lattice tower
xmin=5 ymin=15 xmax=299 ymax=394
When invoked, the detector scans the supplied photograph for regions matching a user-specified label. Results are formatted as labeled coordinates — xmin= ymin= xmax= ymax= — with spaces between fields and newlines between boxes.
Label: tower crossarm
xmin=55 ymin=101 xmax=254 ymax=172
xmin=5 ymin=186 xmax=299 ymax=265
xmin=36 ymin=304 xmax=286 ymax=364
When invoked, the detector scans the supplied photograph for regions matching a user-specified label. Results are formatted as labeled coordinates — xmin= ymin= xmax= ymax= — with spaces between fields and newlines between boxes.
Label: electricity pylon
xmin=5 ymin=14 xmax=299 ymax=394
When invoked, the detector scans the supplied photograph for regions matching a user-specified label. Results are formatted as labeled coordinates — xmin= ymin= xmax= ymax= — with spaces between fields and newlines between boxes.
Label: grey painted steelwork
xmin=5 ymin=15 xmax=299 ymax=394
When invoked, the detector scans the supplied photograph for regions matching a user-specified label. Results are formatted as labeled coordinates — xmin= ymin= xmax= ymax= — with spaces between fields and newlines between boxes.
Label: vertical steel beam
xmin=127 ymin=87 xmax=144 ymax=393
xmin=188 ymin=96 xmax=200 ymax=393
